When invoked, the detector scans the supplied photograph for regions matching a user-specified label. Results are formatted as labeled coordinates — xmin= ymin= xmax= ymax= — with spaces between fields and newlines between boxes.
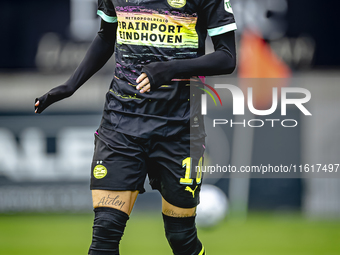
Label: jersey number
xmin=180 ymin=157 xmax=203 ymax=185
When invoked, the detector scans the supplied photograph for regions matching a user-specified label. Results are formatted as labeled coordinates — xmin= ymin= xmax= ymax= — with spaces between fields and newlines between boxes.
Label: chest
xmin=111 ymin=0 xmax=199 ymax=16
xmin=112 ymin=0 xmax=202 ymax=49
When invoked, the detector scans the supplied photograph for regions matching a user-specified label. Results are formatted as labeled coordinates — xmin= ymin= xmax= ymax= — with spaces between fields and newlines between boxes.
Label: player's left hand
xmin=136 ymin=73 xmax=151 ymax=93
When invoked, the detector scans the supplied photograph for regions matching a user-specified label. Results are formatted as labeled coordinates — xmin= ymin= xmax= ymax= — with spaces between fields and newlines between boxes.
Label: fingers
xmin=139 ymin=85 xmax=151 ymax=94
xmin=136 ymin=77 xmax=149 ymax=90
xmin=136 ymin=73 xmax=147 ymax=83
xmin=136 ymin=73 xmax=151 ymax=93
xmin=35 ymin=100 xmax=40 ymax=113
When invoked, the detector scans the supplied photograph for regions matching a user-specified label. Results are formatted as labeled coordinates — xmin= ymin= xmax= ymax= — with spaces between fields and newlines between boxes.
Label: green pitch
xmin=0 ymin=212 xmax=339 ymax=255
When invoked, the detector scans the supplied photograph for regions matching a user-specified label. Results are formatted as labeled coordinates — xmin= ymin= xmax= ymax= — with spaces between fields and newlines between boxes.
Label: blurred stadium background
xmin=0 ymin=0 xmax=340 ymax=254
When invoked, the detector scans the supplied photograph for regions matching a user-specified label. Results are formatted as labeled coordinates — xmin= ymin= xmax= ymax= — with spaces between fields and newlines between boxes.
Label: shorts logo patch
xmin=167 ymin=0 xmax=186 ymax=8
xmin=93 ymin=165 xmax=107 ymax=179
xmin=185 ymin=185 xmax=198 ymax=198
xmin=225 ymin=0 xmax=234 ymax=13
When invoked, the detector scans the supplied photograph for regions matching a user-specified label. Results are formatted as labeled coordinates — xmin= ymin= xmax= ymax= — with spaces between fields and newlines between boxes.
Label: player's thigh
xmin=162 ymin=197 xmax=196 ymax=217
xmin=92 ymin=190 xmax=139 ymax=215
xmin=90 ymin=127 xmax=148 ymax=216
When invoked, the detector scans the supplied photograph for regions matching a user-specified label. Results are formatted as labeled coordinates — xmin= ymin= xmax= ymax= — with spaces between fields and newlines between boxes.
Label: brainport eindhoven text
xmin=200 ymin=85 xmax=312 ymax=128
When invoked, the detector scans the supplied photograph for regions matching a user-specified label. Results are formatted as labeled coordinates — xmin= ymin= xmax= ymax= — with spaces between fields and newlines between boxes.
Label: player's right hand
xmin=34 ymin=100 xmax=40 ymax=113
xmin=34 ymin=93 xmax=50 ymax=114
xmin=34 ymin=85 xmax=74 ymax=114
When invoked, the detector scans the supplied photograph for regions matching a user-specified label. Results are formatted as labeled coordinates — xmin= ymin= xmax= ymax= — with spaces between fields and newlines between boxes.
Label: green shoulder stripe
xmin=208 ymin=23 xmax=237 ymax=37
xmin=97 ymin=10 xmax=117 ymax=23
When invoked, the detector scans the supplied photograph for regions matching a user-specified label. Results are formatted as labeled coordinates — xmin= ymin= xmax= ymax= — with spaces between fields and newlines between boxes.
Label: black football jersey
xmin=97 ymin=0 xmax=236 ymax=138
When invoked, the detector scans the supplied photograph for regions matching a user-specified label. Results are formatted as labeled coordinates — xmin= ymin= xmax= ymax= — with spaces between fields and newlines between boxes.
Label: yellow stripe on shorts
xmin=198 ymin=245 xmax=205 ymax=255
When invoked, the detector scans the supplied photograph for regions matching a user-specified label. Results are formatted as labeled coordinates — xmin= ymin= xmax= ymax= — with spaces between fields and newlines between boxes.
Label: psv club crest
xmin=168 ymin=0 xmax=186 ymax=8
xmin=93 ymin=164 xmax=107 ymax=179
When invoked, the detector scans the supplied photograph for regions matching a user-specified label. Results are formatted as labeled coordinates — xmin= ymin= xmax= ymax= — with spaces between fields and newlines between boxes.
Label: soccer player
xmin=35 ymin=0 xmax=237 ymax=254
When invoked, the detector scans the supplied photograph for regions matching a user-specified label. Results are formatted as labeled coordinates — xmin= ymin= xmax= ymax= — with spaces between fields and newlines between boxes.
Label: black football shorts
xmin=90 ymin=126 xmax=205 ymax=208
